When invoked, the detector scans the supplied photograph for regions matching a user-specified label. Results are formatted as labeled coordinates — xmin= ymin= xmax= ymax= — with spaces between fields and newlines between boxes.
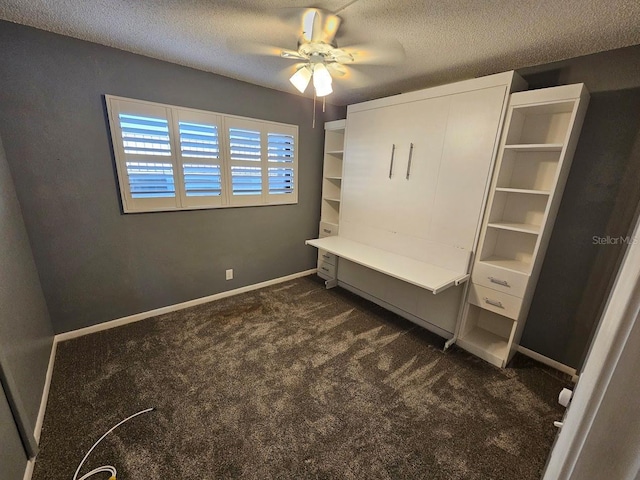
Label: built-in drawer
xmin=317 ymin=249 xmax=337 ymax=266
xmin=471 ymin=261 xmax=529 ymax=298
xmin=319 ymin=221 xmax=339 ymax=238
xmin=317 ymin=260 xmax=336 ymax=280
xmin=468 ymin=283 xmax=522 ymax=321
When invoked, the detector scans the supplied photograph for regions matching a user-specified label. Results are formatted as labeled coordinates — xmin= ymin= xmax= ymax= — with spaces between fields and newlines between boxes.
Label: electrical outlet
xmin=225 ymin=269 xmax=233 ymax=280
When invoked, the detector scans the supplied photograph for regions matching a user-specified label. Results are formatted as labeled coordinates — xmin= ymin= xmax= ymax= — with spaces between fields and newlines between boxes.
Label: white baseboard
xmin=33 ymin=340 xmax=57 ymax=443
xmin=55 ymin=269 xmax=317 ymax=343
xmin=22 ymin=458 xmax=35 ymax=480
xmin=517 ymin=345 xmax=578 ymax=381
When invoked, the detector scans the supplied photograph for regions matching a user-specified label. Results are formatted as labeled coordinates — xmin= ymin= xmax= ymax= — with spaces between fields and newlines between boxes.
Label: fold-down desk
xmin=306 ymin=236 xmax=469 ymax=295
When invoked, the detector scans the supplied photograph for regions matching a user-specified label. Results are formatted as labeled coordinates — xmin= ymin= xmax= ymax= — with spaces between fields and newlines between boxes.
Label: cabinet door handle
xmin=489 ymin=277 xmax=510 ymax=287
xmin=483 ymin=297 xmax=504 ymax=309
xmin=323 ymin=228 xmax=332 ymax=234
xmin=406 ymin=143 xmax=414 ymax=180
xmin=389 ymin=144 xmax=396 ymax=179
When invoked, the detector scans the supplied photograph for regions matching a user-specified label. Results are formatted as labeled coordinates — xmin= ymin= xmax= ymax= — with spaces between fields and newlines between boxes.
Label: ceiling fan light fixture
xmin=313 ymin=63 xmax=333 ymax=97
xmin=290 ymin=65 xmax=312 ymax=93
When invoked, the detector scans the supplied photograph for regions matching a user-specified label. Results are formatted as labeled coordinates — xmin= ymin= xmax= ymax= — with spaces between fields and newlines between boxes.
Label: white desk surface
xmin=306 ymin=236 xmax=469 ymax=294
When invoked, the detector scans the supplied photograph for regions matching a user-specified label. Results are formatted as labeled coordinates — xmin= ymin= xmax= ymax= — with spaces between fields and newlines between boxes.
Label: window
xmin=106 ymin=95 xmax=298 ymax=213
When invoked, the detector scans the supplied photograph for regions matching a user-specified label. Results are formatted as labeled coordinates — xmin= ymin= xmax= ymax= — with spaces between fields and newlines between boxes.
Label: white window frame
xmin=105 ymin=95 xmax=298 ymax=213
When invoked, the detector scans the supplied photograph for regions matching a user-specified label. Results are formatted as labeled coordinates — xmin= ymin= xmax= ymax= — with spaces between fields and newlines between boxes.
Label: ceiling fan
xmin=232 ymin=8 xmax=405 ymax=99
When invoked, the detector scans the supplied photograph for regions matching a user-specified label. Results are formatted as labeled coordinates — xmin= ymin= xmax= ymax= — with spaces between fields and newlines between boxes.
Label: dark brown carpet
xmin=33 ymin=275 xmax=569 ymax=479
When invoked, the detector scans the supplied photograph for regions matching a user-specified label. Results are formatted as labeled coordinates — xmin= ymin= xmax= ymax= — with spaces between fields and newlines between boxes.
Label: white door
xmin=390 ymin=96 xmax=451 ymax=240
xmin=341 ymin=106 xmax=399 ymax=238
xmin=429 ymin=86 xmax=508 ymax=250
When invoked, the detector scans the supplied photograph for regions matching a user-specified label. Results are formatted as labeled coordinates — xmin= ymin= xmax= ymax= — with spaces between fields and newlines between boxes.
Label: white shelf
xmin=458 ymin=327 xmax=510 ymax=366
xmin=306 ymin=236 xmax=469 ymax=294
xmin=326 ymin=150 xmax=344 ymax=156
xmin=504 ymin=144 xmax=563 ymax=152
xmin=324 ymin=197 xmax=341 ymax=203
xmin=480 ymin=256 xmax=531 ymax=274
xmin=495 ymin=187 xmax=550 ymax=195
xmin=487 ymin=222 xmax=541 ymax=235
xmin=325 ymin=176 xmax=342 ymax=181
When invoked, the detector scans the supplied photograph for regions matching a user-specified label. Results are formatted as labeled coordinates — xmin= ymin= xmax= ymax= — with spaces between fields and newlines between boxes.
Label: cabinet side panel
xmin=429 ymin=86 xmax=508 ymax=250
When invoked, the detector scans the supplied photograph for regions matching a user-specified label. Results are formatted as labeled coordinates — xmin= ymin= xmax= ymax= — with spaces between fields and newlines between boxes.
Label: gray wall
xmin=0 ymin=384 xmax=26 ymax=480
xmin=0 ymin=132 xmax=54 ymax=475
xmin=0 ymin=21 xmax=345 ymax=334
xmin=517 ymin=44 xmax=640 ymax=368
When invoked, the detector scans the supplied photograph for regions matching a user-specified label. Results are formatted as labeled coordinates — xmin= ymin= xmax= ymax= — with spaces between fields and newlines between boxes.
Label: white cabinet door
xmin=341 ymin=97 xmax=450 ymax=244
xmin=391 ymin=96 xmax=450 ymax=240
xmin=428 ymin=86 xmax=508 ymax=250
xmin=341 ymin=106 xmax=398 ymax=234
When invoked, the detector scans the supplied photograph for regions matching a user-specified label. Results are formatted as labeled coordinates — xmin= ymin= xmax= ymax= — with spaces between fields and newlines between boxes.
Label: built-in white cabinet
xmin=317 ymin=119 xmax=345 ymax=283
xmin=457 ymin=84 xmax=590 ymax=368
xmin=308 ymin=72 xmax=528 ymax=338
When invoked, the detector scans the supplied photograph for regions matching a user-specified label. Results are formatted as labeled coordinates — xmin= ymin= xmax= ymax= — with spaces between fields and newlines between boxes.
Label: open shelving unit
xmin=457 ymin=84 xmax=590 ymax=368
xmin=317 ymin=119 xmax=346 ymax=282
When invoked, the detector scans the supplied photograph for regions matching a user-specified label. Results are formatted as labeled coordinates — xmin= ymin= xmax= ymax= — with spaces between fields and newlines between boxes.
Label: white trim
xmin=22 ymin=458 xmax=35 ymax=480
xmin=516 ymin=345 xmax=578 ymax=380
xmin=543 ymin=213 xmax=640 ymax=479
xmin=55 ymin=269 xmax=316 ymax=342
xmin=33 ymin=340 xmax=57 ymax=443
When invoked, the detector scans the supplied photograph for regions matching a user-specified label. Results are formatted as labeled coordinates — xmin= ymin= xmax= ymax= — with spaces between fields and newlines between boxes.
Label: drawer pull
xmin=321 ymin=267 xmax=330 ymax=272
xmin=322 ymin=254 xmax=331 ymax=259
xmin=489 ymin=276 xmax=510 ymax=287
xmin=483 ymin=297 xmax=504 ymax=309
xmin=389 ymin=144 xmax=396 ymax=179
xmin=406 ymin=143 xmax=414 ymax=180
xmin=323 ymin=228 xmax=332 ymax=234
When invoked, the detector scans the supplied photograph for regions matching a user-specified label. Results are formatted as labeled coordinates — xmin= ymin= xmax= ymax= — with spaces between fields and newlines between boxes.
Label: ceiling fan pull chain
xmin=313 ymin=92 xmax=317 ymax=128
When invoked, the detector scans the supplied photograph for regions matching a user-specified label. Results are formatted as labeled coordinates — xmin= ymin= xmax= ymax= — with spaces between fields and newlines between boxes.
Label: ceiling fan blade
xmin=280 ymin=49 xmax=306 ymax=60
xmin=327 ymin=63 xmax=348 ymax=77
xmin=226 ymin=38 xmax=286 ymax=57
xmin=299 ymin=8 xmax=342 ymax=45
xmin=337 ymin=40 xmax=406 ymax=65
xmin=322 ymin=13 xmax=342 ymax=44
xmin=301 ymin=9 xmax=318 ymax=43
xmin=331 ymin=64 xmax=371 ymax=89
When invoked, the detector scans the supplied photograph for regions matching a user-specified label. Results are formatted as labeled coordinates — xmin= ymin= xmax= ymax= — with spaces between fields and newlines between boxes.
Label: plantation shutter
xmin=174 ymin=110 xmax=224 ymax=207
xmin=267 ymin=128 xmax=297 ymax=203
xmin=106 ymin=97 xmax=179 ymax=212
xmin=226 ymin=118 xmax=264 ymax=206
xmin=107 ymin=95 xmax=298 ymax=212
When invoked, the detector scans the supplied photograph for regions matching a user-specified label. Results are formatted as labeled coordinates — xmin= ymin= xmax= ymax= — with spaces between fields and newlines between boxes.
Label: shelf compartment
xmin=487 ymin=222 xmax=540 ymax=235
xmin=488 ymin=190 xmax=548 ymax=232
xmin=321 ymin=198 xmax=340 ymax=224
xmin=480 ymin=229 xmax=537 ymax=274
xmin=503 ymin=144 xmax=563 ymax=152
xmin=322 ymin=177 xmax=342 ymax=200
xmin=323 ymin=155 xmax=343 ymax=179
xmin=505 ymin=101 xmax=575 ymax=145
xmin=324 ymin=129 xmax=345 ymax=153
xmin=496 ymin=150 xmax=560 ymax=192
xmin=325 ymin=176 xmax=342 ymax=181
xmin=479 ymin=256 xmax=531 ymax=274
xmin=325 ymin=150 xmax=344 ymax=157
xmin=495 ymin=187 xmax=550 ymax=195
xmin=458 ymin=304 xmax=515 ymax=368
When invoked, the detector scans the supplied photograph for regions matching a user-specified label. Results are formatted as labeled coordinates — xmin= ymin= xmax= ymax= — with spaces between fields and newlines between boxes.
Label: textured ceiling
xmin=1 ymin=0 xmax=640 ymax=105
